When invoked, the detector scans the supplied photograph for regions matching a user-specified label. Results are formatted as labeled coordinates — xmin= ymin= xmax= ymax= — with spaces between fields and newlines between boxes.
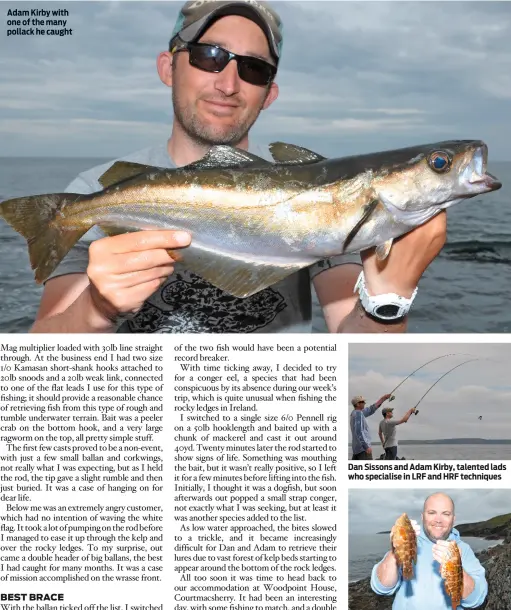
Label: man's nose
xmin=214 ymin=60 xmax=241 ymax=96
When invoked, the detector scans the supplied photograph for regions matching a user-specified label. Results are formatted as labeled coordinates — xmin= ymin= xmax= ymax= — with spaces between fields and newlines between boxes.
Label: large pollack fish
xmin=0 ymin=140 xmax=501 ymax=297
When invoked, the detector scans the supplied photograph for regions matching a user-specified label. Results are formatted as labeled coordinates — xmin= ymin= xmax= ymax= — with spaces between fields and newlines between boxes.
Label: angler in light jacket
xmin=349 ymin=393 xmax=391 ymax=459
xmin=371 ymin=493 xmax=488 ymax=609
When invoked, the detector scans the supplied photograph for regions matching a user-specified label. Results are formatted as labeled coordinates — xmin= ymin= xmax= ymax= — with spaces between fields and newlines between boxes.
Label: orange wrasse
xmin=391 ymin=513 xmax=417 ymax=580
xmin=0 ymin=140 xmax=501 ymax=298
xmin=441 ymin=541 xmax=463 ymax=609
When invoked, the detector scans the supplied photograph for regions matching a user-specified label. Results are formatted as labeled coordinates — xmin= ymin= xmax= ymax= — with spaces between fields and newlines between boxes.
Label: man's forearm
xmin=337 ymin=301 xmax=408 ymax=333
xmin=376 ymin=551 xmax=400 ymax=587
xmin=399 ymin=409 xmax=415 ymax=424
xmin=375 ymin=396 xmax=389 ymax=408
xmin=30 ymin=287 xmax=116 ymax=334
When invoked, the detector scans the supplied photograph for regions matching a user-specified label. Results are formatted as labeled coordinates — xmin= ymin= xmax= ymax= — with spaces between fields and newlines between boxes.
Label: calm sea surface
xmin=346 ymin=444 xmax=511 ymax=460
xmin=0 ymin=158 xmax=509 ymax=333
xmin=349 ymin=534 xmax=502 ymax=582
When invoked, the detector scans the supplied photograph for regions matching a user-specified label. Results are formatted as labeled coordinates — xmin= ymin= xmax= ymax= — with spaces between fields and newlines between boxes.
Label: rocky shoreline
xmin=348 ymin=513 xmax=511 ymax=610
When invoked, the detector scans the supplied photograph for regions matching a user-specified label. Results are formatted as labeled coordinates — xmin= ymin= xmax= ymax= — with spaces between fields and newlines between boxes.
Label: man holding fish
xmin=371 ymin=493 xmax=487 ymax=609
xmin=4 ymin=1 xmax=498 ymax=333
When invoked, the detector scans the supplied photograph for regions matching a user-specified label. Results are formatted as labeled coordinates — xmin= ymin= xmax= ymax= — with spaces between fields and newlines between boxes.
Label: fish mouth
xmin=471 ymin=170 xmax=502 ymax=191
xmin=465 ymin=145 xmax=502 ymax=192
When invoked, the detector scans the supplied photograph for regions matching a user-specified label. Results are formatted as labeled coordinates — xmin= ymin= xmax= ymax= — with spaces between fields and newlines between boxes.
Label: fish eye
xmin=428 ymin=151 xmax=452 ymax=173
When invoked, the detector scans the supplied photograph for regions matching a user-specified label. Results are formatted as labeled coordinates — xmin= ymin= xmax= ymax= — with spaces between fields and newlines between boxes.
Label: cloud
xmin=1 ymin=1 xmax=509 ymax=159
xmin=348 ymin=344 xmax=511 ymax=441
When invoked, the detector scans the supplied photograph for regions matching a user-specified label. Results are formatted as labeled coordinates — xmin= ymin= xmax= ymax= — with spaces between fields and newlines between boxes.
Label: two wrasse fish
xmin=392 ymin=513 xmax=463 ymax=610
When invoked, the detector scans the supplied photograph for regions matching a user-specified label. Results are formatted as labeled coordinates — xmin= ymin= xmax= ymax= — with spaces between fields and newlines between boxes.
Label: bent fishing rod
xmin=389 ymin=353 xmax=476 ymax=401
xmin=412 ymin=358 xmax=480 ymax=415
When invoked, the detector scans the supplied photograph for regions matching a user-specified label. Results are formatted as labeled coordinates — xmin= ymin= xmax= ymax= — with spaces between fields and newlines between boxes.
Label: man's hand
xmin=375 ymin=393 xmax=392 ymax=408
xmin=87 ymin=230 xmax=191 ymax=323
xmin=361 ymin=211 xmax=447 ymax=298
xmin=432 ymin=540 xmax=455 ymax=566
xmin=366 ymin=447 xmax=372 ymax=455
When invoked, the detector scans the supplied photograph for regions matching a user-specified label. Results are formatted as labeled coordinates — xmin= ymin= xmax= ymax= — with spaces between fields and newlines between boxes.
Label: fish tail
xmin=0 ymin=193 xmax=88 ymax=283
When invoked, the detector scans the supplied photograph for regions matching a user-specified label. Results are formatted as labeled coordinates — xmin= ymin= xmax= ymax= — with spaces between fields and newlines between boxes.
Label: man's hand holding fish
xmin=87 ymin=230 xmax=192 ymax=326
xmin=432 ymin=539 xmax=458 ymax=566
xmin=363 ymin=211 xmax=447 ymax=299
xmin=337 ymin=211 xmax=447 ymax=332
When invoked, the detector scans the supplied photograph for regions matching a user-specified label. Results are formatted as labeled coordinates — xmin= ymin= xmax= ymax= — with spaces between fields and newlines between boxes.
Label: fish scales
xmin=65 ymin=167 xmax=355 ymax=256
xmin=391 ymin=513 xmax=417 ymax=580
xmin=441 ymin=541 xmax=463 ymax=609
xmin=0 ymin=140 xmax=501 ymax=297
xmin=71 ymin=170 xmax=288 ymax=213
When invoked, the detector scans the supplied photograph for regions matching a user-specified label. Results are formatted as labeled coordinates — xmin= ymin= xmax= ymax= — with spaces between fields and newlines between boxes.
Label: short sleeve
xmin=309 ymin=252 xmax=362 ymax=280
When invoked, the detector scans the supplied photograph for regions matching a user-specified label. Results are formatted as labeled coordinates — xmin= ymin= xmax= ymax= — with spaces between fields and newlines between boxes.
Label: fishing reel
xmin=389 ymin=395 xmax=418 ymax=414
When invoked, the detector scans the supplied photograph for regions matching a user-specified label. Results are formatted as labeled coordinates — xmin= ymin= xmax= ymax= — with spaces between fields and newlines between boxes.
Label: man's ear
xmin=262 ymin=81 xmax=279 ymax=110
xmin=157 ymin=51 xmax=174 ymax=87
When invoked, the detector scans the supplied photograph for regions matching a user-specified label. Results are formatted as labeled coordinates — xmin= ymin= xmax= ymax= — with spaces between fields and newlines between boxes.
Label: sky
xmin=1 ymin=1 xmax=510 ymax=160
xmin=349 ymin=343 xmax=511 ymax=441
xmin=349 ymin=488 xmax=511 ymax=534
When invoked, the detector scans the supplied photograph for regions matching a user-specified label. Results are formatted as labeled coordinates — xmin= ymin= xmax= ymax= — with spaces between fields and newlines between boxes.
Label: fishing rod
xmin=412 ymin=358 xmax=480 ymax=415
xmin=389 ymin=353 xmax=476 ymax=401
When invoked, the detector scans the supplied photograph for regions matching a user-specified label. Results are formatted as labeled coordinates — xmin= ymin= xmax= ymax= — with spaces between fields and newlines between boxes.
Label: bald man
xmin=370 ymin=493 xmax=488 ymax=609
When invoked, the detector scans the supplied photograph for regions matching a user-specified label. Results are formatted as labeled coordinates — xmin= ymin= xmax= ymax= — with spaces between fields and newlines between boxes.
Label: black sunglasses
xmin=172 ymin=40 xmax=276 ymax=87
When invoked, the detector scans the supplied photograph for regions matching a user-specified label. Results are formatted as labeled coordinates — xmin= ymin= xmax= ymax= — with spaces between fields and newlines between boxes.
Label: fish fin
xmin=178 ymin=244 xmax=314 ymax=298
xmin=0 ymin=194 xmax=89 ymax=283
xmin=342 ymin=198 xmax=380 ymax=252
xmin=99 ymin=147 xmax=271 ymax=189
xmin=98 ymin=161 xmax=159 ymax=189
xmin=376 ymin=239 xmax=394 ymax=260
xmin=269 ymin=142 xmax=327 ymax=165
xmin=184 ymin=146 xmax=272 ymax=170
